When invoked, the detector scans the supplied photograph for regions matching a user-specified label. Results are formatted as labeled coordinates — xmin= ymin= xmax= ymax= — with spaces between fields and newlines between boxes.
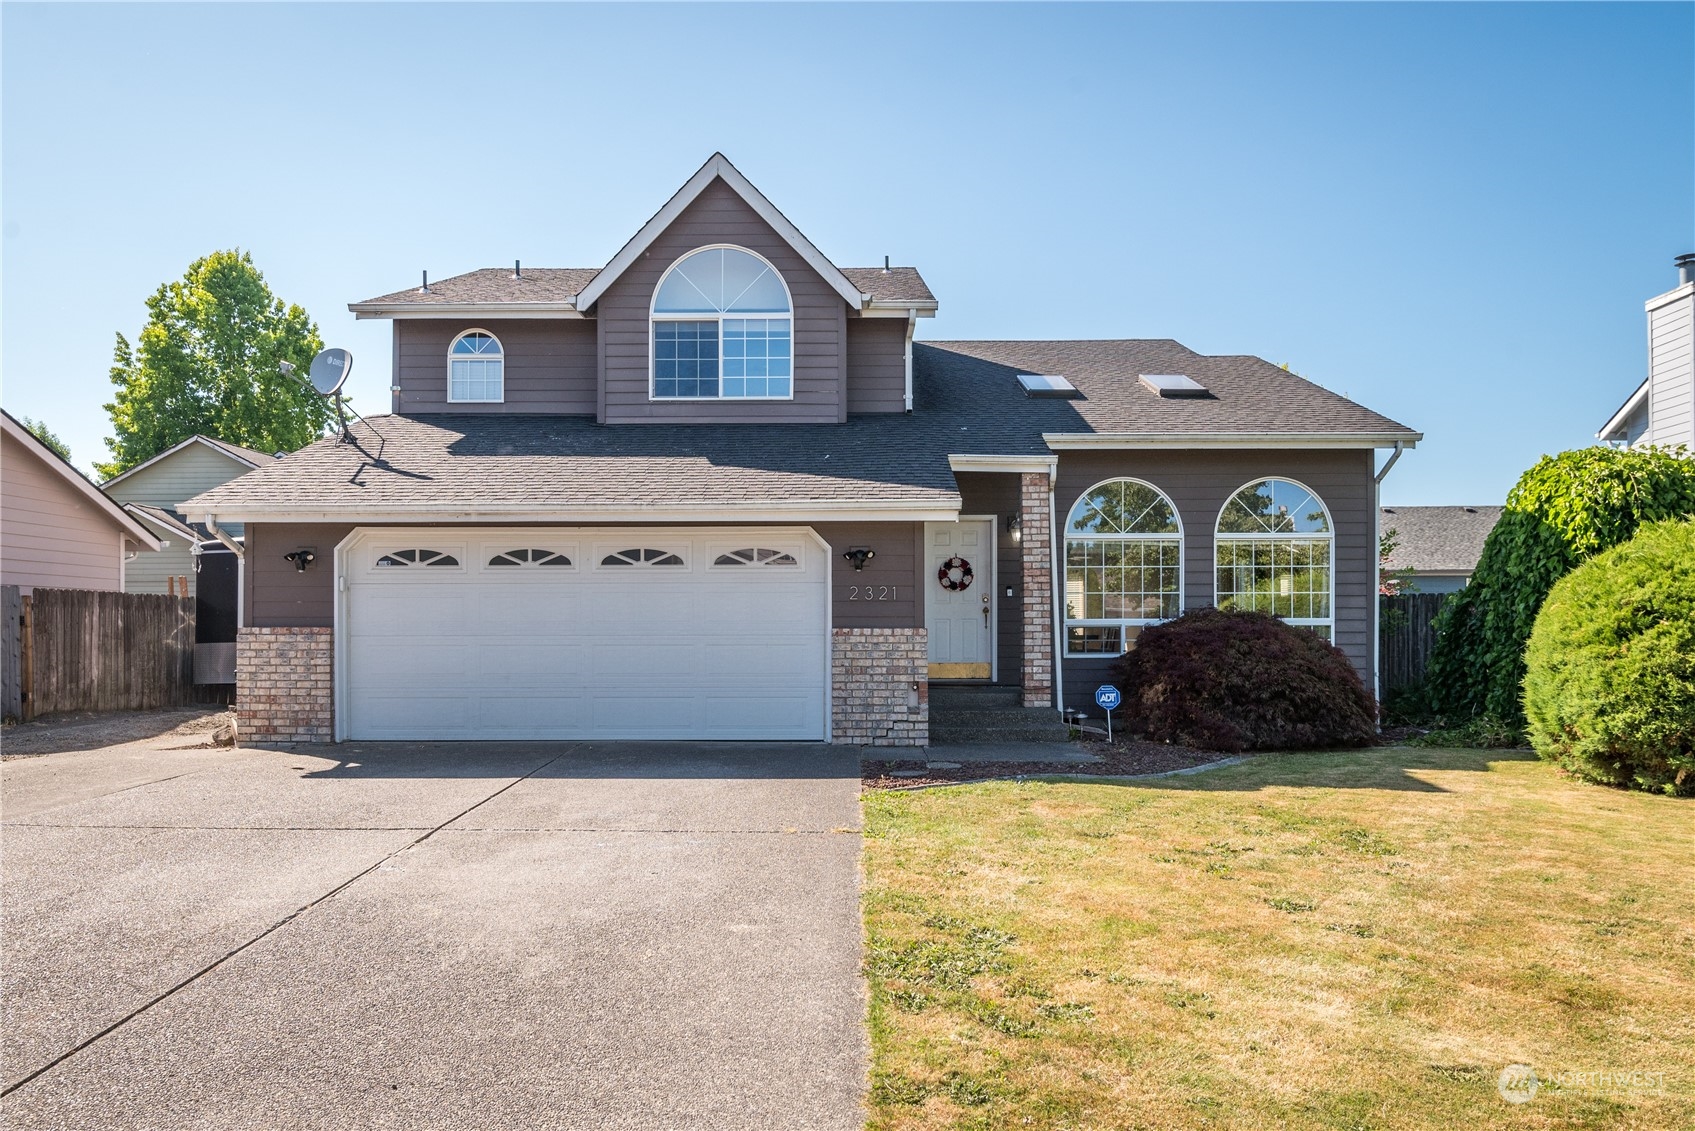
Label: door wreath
xmin=937 ymin=556 xmax=975 ymax=591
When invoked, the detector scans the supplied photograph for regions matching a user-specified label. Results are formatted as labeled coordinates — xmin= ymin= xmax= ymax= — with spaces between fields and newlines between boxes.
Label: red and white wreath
xmin=937 ymin=556 xmax=975 ymax=591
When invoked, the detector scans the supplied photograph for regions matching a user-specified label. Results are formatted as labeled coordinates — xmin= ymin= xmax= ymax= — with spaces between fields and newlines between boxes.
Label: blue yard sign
xmin=1094 ymin=684 xmax=1121 ymax=742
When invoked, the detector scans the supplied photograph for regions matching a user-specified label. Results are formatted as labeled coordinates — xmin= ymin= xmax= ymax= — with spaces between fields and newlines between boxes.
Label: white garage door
xmin=341 ymin=528 xmax=828 ymax=741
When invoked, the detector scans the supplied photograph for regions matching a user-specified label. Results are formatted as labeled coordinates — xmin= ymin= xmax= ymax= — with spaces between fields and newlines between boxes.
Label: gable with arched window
xmin=1214 ymin=477 xmax=1334 ymax=639
xmin=651 ymin=245 xmax=792 ymax=400
xmin=1063 ymin=478 xmax=1183 ymax=655
xmin=448 ymin=329 xmax=504 ymax=403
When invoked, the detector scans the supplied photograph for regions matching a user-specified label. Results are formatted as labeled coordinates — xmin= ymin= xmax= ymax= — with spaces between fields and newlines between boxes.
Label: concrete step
xmin=928 ymin=707 xmax=1069 ymax=730
xmin=929 ymin=723 xmax=1073 ymax=746
xmin=928 ymin=684 xmax=1022 ymax=709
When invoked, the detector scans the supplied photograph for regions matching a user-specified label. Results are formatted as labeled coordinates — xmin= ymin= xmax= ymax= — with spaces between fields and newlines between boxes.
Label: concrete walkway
xmin=1 ymin=737 xmax=866 ymax=1130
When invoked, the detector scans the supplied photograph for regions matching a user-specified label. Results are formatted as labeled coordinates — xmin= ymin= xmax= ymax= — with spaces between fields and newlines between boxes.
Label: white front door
xmin=925 ymin=518 xmax=994 ymax=680
xmin=339 ymin=527 xmax=829 ymax=741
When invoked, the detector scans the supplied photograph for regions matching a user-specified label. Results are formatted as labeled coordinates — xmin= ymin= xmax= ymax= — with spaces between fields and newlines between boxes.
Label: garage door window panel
xmin=600 ymin=548 xmax=686 ymax=567
xmin=712 ymin=547 xmax=800 ymax=567
xmin=375 ymin=548 xmax=461 ymax=569
xmin=488 ymin=549 xmax=574 ymax=568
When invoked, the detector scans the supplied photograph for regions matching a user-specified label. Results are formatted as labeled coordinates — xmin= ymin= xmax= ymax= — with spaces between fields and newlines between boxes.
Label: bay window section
xmin=1063 ymin=479 xmax=1183 ymax=656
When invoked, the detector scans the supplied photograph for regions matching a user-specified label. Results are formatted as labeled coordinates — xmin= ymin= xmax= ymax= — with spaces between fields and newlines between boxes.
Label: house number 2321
xmin=847 ymin=586 xmax=898 ymax=601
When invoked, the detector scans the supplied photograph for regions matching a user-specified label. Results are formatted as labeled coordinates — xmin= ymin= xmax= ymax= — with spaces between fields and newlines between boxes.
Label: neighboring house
xmin=187 ymin=153 xmax=1421 ymax=746
xmin=1 ymin=410 xmax=161 ymax=594
xmin=102 ymin=434 xmax=272 ymax=597
xmin=1598 ymin=254 xmax=1694 ymax=450
xmin=1380 ymin=506 xmax=1502 ymax=594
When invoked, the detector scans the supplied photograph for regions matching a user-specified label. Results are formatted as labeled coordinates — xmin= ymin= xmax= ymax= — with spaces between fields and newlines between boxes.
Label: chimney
xmin=1678 ymin=253 xmax=1695 ymax=287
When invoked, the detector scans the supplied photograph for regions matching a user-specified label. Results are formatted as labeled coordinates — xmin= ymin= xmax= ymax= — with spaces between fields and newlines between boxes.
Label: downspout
xmin=1370 ymin=442 xmax=1404 ymax=709
xmin=903 ymin=311 xmax=917 ymax=413
xmin=205 ymin=514 xmax=246 ymax=630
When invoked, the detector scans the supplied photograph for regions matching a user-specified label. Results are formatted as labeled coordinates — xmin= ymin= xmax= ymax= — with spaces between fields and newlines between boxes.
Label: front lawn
xmin=862 ymin=748 xmax=1694 ymax=1129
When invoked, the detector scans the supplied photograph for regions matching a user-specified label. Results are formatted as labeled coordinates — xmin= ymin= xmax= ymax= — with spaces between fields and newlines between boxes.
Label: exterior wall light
xmin=1006 ymin=514 xmax=1022 ymax=543
xmin=283 ymin=548 xmax=317 ymax=572
xmin=842 ymin=547 xmax=875 ymax=572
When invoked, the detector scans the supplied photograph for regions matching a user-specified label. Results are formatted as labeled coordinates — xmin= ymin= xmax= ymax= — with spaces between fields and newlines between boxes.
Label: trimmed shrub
xmin=1109 ymin=608 xmax=1377 ymax=753
xmin=1425 ymin=446 xmax=1695 ymax=726
xmin=1523 ymin=519 xmax=1695 ymax=795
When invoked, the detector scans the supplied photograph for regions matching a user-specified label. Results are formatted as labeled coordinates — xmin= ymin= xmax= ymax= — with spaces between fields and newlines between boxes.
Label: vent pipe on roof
xmin=883 ymin=255 xmax=891 ymax=274
xmin=1678 ymin=253 xmax=1695 ymax=287
xmin=514 ymin=259 xmax=522 ymax=279
xmin=420 ymin=270 xmax=429 ymax=294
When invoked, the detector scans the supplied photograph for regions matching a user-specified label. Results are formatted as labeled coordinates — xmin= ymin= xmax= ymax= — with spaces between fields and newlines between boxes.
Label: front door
xmin=925 ymin=518 xmax=994 ymax=680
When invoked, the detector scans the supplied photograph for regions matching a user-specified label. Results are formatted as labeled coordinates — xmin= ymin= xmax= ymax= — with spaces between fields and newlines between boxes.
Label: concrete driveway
xmin=1 ymin=733 xmax=866 ymax=1130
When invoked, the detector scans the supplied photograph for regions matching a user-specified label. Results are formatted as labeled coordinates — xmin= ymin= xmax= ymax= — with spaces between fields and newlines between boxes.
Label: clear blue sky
xmin=3 ymin=3 xmax=1690 ymax=503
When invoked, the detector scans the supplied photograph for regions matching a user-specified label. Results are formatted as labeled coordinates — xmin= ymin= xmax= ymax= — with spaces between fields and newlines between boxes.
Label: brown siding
xmin=594 ymin=178 xmax=847 ymax=424
xmin=1054 ymin=450 xmax=1377 ymax=708
xmin=246 ymin=521 xmax=925 ymax=631
xmin=952 ymin=474 xmax=1024 ymax=685
xmin=394 ymin=319 xmax=597 ymax=415
xmin=846 ymin=318 xmax=908 ymax=414
xmin=1 ymin=432 xmax=130 ymax=594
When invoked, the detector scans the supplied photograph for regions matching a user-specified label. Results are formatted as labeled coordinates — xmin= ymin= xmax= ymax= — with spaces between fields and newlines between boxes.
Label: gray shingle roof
xmin=1380 ymin=506 xmax=1503 ymax=573
xmin=185 ymin=339 xmax=1418 ymax=517
xmin=353 ymin=266 xmax=933 ymax=308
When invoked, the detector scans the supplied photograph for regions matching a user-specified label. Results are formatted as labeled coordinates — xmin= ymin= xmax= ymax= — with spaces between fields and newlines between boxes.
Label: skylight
xmin=1139 ymin=373 xmax=1209 ymax=398
xmin=1017 ymin=374 xmax=1080 ymax=399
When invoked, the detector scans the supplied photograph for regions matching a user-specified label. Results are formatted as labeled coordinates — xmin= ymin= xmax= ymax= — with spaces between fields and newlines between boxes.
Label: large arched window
xmin=1063 ymin=478 xmax=1183 ymax=655
xmin=651 ymin=246 xmax=792 ymax=400
xmin=1215 ymin=478 xmax=1334 ymax=638
xmin=448 ymin=329 xmax=504 ymax=403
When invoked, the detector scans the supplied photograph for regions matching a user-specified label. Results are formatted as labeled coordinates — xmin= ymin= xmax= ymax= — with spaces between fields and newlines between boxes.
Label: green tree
xmin=1424 ymin=445 xmax=1695 ymax=726
xmin=17 ymin=416 xmax=72 ymax=462
xmin=96 ymin=249 xmax=331 ymax=479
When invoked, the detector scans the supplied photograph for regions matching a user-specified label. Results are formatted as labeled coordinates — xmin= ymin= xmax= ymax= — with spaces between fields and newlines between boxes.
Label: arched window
xmin=449 ymin=329 xmax=503 ymax=403
xmin=651 ymin=246 xmax=792 ymax=401
xmin=1063 ymin=478 xmax=1183 ymax=655
xmin=1214 ymin=478 xmax=1334 ymax=639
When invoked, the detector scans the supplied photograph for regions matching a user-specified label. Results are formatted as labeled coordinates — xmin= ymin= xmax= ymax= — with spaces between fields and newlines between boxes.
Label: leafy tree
xmin=17 ymin=416 xmax=72 ymax=462
xmin=1424 ymin=446 xmax=1695 ymax=726
xmin=96 ymin=249 xmax=331 ymax=480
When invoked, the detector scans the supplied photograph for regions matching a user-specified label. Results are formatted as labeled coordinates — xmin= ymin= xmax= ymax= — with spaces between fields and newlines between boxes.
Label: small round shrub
xmin=1109 ymin=608 xmax=1377 ymax=753
xmin=1523 ymin=519 xmax=1695 ymax=796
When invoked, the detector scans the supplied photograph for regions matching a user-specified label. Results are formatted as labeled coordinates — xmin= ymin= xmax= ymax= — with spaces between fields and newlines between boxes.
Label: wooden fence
xmin=1 ymin=586 xmax=195 ymax=721
xmin=1379 ymin=592 xmax=1451 ymax=694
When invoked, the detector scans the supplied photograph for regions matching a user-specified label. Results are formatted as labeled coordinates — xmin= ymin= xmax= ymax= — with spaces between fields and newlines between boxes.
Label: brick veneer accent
xmin=832 ymin=627 xmax=928 ymax=746
xmin=237 ymin=627 xmax=333 ymax=743
xmin=1020 ymin=472 xmax=1055 ymax=707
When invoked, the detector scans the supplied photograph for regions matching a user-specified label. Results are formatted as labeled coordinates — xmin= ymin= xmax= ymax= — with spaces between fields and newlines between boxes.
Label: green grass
xmin=862 ymin=747 xmax=1695 ymax=1130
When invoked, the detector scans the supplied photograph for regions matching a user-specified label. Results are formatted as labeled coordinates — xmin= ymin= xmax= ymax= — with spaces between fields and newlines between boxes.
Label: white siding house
xmin=1599 ymin=256 xmax=1695 ymax=451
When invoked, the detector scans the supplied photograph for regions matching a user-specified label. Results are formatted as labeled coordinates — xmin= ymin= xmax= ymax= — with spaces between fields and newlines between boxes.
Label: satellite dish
xmin=308 ymin=348 xmax=352 ymax=396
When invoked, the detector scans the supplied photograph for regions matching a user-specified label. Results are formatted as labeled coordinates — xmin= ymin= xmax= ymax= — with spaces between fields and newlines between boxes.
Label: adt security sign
xmin=1094 ymin=685 xmax=1122 ymax=741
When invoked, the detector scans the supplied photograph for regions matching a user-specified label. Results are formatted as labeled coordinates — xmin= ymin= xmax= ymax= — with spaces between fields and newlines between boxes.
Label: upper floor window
xmin=1215 ymin=478 xmax=1334 ymax=639
xmin=449 ymin=330 xmax=504 ymax=403
xmin=651 ymin=246 xmax=792 ymax=401
xmin=1063 ymin=478 xmax=1183 ymax=656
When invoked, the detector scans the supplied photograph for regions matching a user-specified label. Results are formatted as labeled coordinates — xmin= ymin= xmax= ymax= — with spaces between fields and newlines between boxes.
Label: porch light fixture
xmin=842 ymin=547 xmax=875 ymax=572
xmin=283 ymin=548 xmax=317 ymax=572
xmin=1006 ymin=514 xmax=1022 ymax=543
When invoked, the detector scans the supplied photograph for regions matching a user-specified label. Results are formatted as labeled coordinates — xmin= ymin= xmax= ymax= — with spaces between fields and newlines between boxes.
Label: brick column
xmin=237 ymin=627 xmax=334 ymax=743
xmin=831 ymin=627 xmax=928 ymax=746
xmin=1020 ymin=471 xmax=1055 ymax=707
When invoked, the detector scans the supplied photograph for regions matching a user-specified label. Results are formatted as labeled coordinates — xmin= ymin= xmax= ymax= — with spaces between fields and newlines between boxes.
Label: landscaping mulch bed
xmin=862 ymin=736 xmax=1237 ymax=790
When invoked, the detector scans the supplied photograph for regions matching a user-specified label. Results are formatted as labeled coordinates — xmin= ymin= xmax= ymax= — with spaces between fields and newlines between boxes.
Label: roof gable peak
xmin=574 ymin=153 xmax=867 ymax=312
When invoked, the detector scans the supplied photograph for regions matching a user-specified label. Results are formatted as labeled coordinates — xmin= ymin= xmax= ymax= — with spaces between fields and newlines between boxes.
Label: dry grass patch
xmin=862 ymin=747 xmax=1694 ymax=1130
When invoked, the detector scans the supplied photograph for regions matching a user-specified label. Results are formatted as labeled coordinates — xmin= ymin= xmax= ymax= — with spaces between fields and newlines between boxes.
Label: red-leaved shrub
xmin=1109 ymin=608 xmax=1377 ymax=753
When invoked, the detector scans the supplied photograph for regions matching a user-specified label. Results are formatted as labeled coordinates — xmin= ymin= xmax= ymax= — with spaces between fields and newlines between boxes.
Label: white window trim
xmin=649 ymin=244 xmax=795 ymax=403
xmin=479 ymin=544 xmax=580 ymax=572
xmin=1213 ymin=476 xmax=1336 ymax=636
xmin=368 ymin=544 xmax=468 ymax=573
xmin=592 ymin=544 xmax=691 ymax=571
xmin=447 ymin=327 xmax=505 ymax=404
xmin=1062 ymin=476 xmax=1185 ymax=658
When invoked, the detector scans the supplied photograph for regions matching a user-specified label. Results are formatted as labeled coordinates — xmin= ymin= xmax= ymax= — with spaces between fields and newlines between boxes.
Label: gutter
xmin=1045 ymin=431 xmax=1423 ymax=451
xmin=204 ymin=514 xmax=244 ymax=559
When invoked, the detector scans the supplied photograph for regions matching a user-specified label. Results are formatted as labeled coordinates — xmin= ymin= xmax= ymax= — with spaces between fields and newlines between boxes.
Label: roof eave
xmin=348 ymin=301 xmax=582 ymax=321
xmin=1043 ymin=431 xmax=1422 ymax=450
xmin=194 ymin=498 xmax=963 ymax=525
xmin=101 ymin=433 xmax=263 ymax=487
xmin=1596 ymin=378 xmax=1649 ymax=441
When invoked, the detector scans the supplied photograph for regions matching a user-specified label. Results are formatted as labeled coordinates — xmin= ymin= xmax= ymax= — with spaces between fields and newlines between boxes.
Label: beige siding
xmin=846 ymin=318 xmax=908 ymax=413
xmin=1644 ymin=290 xmax=1694 ymax=449
xmin=1 ymin=432 xmax=130 ymax=594
xmin=395 ymin=319 xmax=597 ymax=415
xmin=1054 ymin=449 xmax=1378 ymax=704
xmin=595 ymin=178 xmax=848 ymax=424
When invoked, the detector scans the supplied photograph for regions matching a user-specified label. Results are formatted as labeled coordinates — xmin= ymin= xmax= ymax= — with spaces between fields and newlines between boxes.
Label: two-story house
xmin=1598 ymin=255 xmax=1695 ymax=450
xmin=187 ymin=154 xmax=1420 ymax=746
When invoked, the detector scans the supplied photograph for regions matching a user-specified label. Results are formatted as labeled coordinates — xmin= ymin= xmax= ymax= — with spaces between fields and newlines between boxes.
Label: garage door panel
xmin=345 ymin=529 xmax=827 ymax=741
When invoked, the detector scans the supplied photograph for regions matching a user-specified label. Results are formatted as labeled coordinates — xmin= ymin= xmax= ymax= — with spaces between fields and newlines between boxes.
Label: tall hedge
xmin=1424 ymin=446 xmax=1695 ymax=724
xmin=1523 ymin=520 xmax=1695 ymax=795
